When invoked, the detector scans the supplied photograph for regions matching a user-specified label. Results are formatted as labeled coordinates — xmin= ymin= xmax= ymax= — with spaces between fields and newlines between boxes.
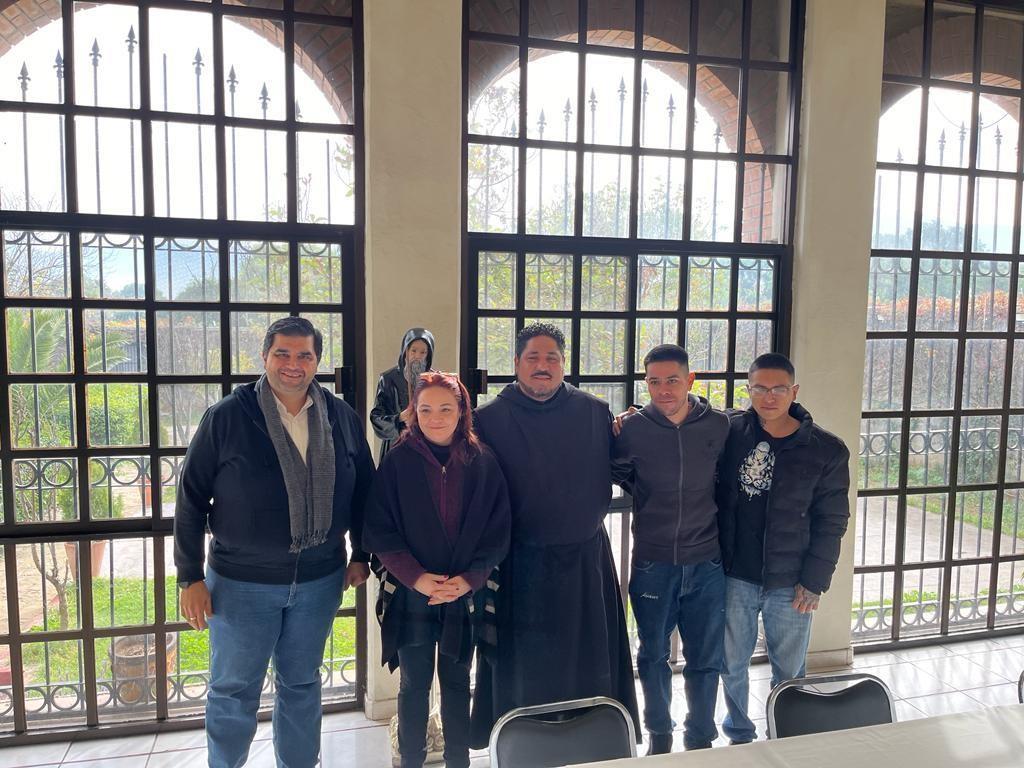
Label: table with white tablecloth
xmin=577 ymin=705 xmax=1024 ymax=768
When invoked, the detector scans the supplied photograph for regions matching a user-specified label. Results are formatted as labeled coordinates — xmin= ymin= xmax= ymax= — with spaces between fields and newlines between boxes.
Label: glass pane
xmin=152 ymin=122 xmax=217 ymax=219
xmin=745 ymin=70 xmax=789 ymax=155
xmin=300 ymin=312 xmax=343 ymax=373
xmin=6 ymin=308 xmax=72 ymax=374
xmin=851 ymin=571 xmax=894 ymax=642
xmin=904 ymin=492 xmax=947 ymax=563
xmin=294 ymin=0 xmax=352 ymax=14
xmin=931 ymin=2 xmax=975 ymax=82
xmin=529 ymin=0 xmax=578 ymax=41
xmin=82 ymin=233 xmax=144 ymax=299
xmin=222 ymin=17 xmax=284 ymax=120
xmin=75 ymin=117 xmax=143 ymax=216
xmin=871 ymin=169 xmax=917 ymax=250
xmin=148 ymin=7 xmax=214 ymax=114
xmin=878 ymin=84 xmax=921 ymax=163
xmin=87 ymin=383 xmax=149 ymax=447
xmin=638 ymin=156 xmax=685 ymax=239
xmin=525 ymin=253 xmax=573 ymax=311
xmin=588 ymin=0 xmax=635 ymax=47
xmin=981 ymin=8 xmax=1024 ymax=87
xmin=525 ymin=148 xmax=575 ymax=236
xmin=751 ymin=0 xmax=791 ymax=62
xmin=691 ymin=379 xmax=726 ymax=409
xmin=867 ymin=257 xmax=911 ymax=331
xmin=578 ymin=382 xmax=626 ymax=416
xmin=584 ymin=54 xmax=634 ymax=145
xmin=863 ymin=339 xmax=906 ymax=411
xmin=469 ymin=0 xmax=520 ymax=35
xmin=635 ymin=318 xmax=679 ymax=372
xmin=966 ymin=260 xmax=1010 ymax=331
xmin=883 ymin=0 xmax=924 ymax=77
xmin=926 ymin=88 xmax=972 ymax=168
xmin=581 ymin=255 xmax=628 ymax=311
xmin=10 ymin=384 xmax=76 ymax=449
xmin=999 ymin=491 xmax=1024 ymax=558
xmin=735 ymin=320 xmax=771 ymax=372
xmin=155 ymin=238 xmax=219 ymax=301
xmin=23 ymin=639 xmax=87 ymax=728
xmin=18 ymin=542 xmax=81 ymax=632
xmin=1012 ymin=339 xmax=1024 ymax=406
xmin=468 ymin=42 xmax=520 ymax=137
xmin=694 ymin=66 xmax=739 ymax=152
xmin=737 ymin=258 xmax=774 ymax=312
xmin=479 ymin=252 xmax=517 ymax=310
xmin=92 ymin=538 xmax=155 ymax=627
xmin=297 ymin=132 xmax=354 ymax=225
xmin=0 ymin=112 xmax=66 ymax=212
xmin=916 ymin=258 xmax=962 ymax=331
xmin=583 ymin=153 xmax=631 ymax=238
xmin=697 ymin=0 xmax=741 ymax=58
xmin=971 ymin=178 xmax=1015 ymax=254
xmin=908 ymin=416 xmax=953 ymax=487
xmin=691 ymin=158 xmax=736 ymax=242
xmin=949 ymin=563 xmax=990 ymax=632
xmin=687 ymin=256 xmax=731 ymax=312
xmin=13 ymin=458 xmax=79 ymax=524
xmin=229 ymin=240 xmax=289 ymax=302
xmin=477 ymin=317 xmax=515 ymax=376
xmin=977 ymin=96 xmax=1018 ymax=171
xmin=962 ymin=339 xmax=1005 ymax=409
xmin=527 ymin=49 xmax=577 ymax=140
xmin=957 ymin=415 xmax=1001 ymax=486
xmin=3 ymin=231 xmax=71 ymax=299
xmin=230 ymin=312 xmax=274 ymax=375
xmin=468 ymin=143 xmax=519 ymax=234
xmin=855 ymin=495 xmax=899 ymax=566
xmin=859 ymin=418 xmax=902 ymax=490
xmin=899 ymin=568 xmax=943 ymax=638
xmin=96 ymin=633 xmax=165 ymax=724
xmin=156 ymin=312 xmax=220 ymax=375
xmin=994 ymin=560 xmax=1024 ymax=627
xmin=0 ymin=3 xmax=62 ymax=102
xmin=160 ymin=456 xmax=186 ymax=516
xmin=580 ymin=319 xmax=626 ymax=375
xmin=636 ymin=254 xmax=680 ymax=311
xmin=159 ymin=383 xmax=221 ymax=448
xmin=299 ymin=242 xmax=343 ymax=304
xmin=73 ymin=3 xmax=140 ymax=109
xmin=1006 ymin=415 xmax=1024 ymax=483
xmin=225 ymin=127 xmax=287 ymax=222
xmin=920 ymin=173 xmax=967 ymax=251
xmin=322 ymin=614 xmax=358 ymax=702
xmin=84 ymin=310 xmax=147 ymax=373
xmin=684 ymin=319 xmax=728 ymax=372
xmin=166 ymin=629 xmax=212 ymax=715
xmin=911 ymin=339 xmax=958 ymax=409
xmin=742 ymin=162 xmax=788 ymax=244
xmin=640 ymin=61 xmax=688 ymax=150
xmin=295 ymin=24 xmax=354 ymax=124
xmin=643 ymin=0 xmax=690 ymax=51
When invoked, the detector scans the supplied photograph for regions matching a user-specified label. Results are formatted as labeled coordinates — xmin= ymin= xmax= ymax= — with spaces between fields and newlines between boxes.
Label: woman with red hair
xmin=365 ymin=372 xmax=510 ymax=768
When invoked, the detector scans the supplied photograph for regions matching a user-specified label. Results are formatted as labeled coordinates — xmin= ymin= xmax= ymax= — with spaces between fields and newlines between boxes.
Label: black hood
xmin=398 ymin=328 xmax=435 ymax=372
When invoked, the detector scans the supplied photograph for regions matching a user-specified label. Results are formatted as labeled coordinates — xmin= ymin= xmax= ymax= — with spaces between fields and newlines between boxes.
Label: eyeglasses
xmin=749 ymin=384 xmax=794 ymax=398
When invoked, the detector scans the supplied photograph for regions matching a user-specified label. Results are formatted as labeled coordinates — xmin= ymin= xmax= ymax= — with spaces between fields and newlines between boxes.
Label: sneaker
xmin=646 ymin=733 xmax=673 ymax=755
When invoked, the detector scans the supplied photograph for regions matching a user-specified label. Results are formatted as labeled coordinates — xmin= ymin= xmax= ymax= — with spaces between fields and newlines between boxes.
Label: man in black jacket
xmin=717 ymin=352 xmax=850 ymax=745
xmin=612 ymin=344 xmax=729 ymax=754
xmin=174 ymin=317 xmax=374 ymax=768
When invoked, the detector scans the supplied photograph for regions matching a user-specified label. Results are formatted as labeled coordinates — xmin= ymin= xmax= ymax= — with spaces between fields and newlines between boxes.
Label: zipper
xmin=760 ymin=435 xmax=798 ymax=584
xmin=674 ymin=425 xmax=684 ymax=566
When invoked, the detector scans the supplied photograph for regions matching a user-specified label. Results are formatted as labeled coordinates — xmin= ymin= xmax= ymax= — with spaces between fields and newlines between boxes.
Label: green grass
xmin=21 ymin=576 xmax=357 ymax=685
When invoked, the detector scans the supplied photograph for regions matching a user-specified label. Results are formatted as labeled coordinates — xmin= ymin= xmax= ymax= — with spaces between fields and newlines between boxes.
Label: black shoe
xmin=646 ymin=733 xmax=673 ymax=755
xmin=686 ymin=743 xmax=713 ymax=750
xmin=729 ymin=739 xmax=752 ymax=746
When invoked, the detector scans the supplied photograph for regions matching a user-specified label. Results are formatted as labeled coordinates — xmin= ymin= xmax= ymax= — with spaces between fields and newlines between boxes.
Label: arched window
xmin=856 ymin=0 xmax=1024 ymax=646
xmin=0 ymin=0 xmax=363 ymax=737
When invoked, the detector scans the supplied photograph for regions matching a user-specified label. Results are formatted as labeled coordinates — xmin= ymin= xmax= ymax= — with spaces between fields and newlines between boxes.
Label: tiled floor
xmin=4 ymin=633 xmax=1023 ymax=767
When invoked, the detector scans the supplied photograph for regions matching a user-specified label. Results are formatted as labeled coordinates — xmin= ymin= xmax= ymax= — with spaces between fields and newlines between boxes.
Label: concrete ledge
xmin=806 ymin=646 xmax=855 ymax=673
xmin=364 ymin=695 xmax=398 ymax=722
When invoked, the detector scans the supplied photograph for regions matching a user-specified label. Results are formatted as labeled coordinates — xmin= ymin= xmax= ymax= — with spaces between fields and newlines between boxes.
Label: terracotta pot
xmin=63 ymin=540 xmax=108 ymax=580
xmin=109 ymin=634 xmax=179 ymax=706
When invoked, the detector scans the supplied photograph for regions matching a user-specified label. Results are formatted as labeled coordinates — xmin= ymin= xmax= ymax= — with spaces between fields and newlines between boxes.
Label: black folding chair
xmin=489 ymin=696 xmax=637 ymax=768
xmin=766 ymin=672 xmax=897 ymax=740
xmin=1017 ymin=669 xmax=1023 ymax=704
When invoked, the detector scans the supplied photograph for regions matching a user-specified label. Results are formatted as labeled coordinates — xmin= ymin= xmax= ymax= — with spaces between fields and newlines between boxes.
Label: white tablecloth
xmin=577 ymin=705 xmax=1024 ymax=768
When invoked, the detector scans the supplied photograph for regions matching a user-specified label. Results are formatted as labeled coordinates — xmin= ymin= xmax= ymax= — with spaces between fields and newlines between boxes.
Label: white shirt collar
xmin=273 ymin=391 xmax=313 ymax=419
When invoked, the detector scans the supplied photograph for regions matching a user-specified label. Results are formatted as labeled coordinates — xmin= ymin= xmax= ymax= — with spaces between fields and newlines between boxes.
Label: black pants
xmin=397 ymin=642 xmax=471 ymax=768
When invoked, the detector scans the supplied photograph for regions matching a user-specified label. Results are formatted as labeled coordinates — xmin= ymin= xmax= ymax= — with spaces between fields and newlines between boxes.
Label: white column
xmin=790 ymin=0 xmax=886 ymax=670
xmin=362 ymin=0 xmax=463 ymax=718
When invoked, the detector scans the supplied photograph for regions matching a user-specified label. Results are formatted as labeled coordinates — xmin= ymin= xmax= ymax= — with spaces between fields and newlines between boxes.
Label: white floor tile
xmin=862 ymin=662 xmax=953 ymax=699
xmin=962 ymin=683 xmax=1022 ymax=707
xmin=146 ymin=748 xmax=207 ymax=767
xmin=151 ymin=728 xmax=207 ymax=753
xmin=909 ymin=655 xmax=1012 ymax=689
xmin=1 ymin=742 xmax=69 ymax=768
xmin=319 ymin=726 xmax=391 ymax=768
xmin=61 ymin=757 xmax=149 ymax=768
xmin=63 ymin=735 xmax=155 ymax=763
xmin=893 ymin=698 xmax=927 ymax=721
xmin=904 ymin=690 xmax=985 ymax=718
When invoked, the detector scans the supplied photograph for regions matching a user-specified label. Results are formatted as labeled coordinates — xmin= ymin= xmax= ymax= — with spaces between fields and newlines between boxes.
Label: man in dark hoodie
xmin=469 ymin=322 xmax=640 ymax=747
xmin=371 ymin=328 xmax=436 ymax=462
xmin=717 ymin=352 xmax=850 ymax=745
xmin=174 ymin=317 xmax=375 ymax=768
xmin=612 ymin=344 xmax=729 ymax=754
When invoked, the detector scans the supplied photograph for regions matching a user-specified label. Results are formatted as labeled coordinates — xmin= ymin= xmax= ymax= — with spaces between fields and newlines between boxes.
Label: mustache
xmin=531 ymin=372 xmax=552 ymax=378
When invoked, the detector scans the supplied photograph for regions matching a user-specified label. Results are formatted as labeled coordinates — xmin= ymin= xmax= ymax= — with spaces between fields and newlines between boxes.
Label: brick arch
xmin=0 ymin=0 xmax=353 ymax=120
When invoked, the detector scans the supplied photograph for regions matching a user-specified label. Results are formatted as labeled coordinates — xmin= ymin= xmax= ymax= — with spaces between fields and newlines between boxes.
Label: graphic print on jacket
xmin=739 ymin=441 xmax=774 ymax=499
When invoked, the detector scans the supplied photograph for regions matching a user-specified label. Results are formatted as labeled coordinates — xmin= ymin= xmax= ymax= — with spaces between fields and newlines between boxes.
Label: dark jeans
xmin=397 ymin=642 xmax=471 ymax=768
xmin=628 ymin=557 xmax=726 ymax=749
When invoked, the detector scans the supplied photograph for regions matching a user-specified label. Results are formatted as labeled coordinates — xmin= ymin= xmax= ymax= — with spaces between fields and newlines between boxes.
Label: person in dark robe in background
xmin=365 ymin=371 xmax=510 ymax=768
xmin=370 ymin=328 xmax=436 ymax=462
xmin=468 ymin=322 xmax=641 ymax=747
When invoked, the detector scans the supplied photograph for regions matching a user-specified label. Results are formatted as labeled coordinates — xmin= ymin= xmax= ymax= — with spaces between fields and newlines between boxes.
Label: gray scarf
xmin=255 ymin=374 xmax=336 ymax=553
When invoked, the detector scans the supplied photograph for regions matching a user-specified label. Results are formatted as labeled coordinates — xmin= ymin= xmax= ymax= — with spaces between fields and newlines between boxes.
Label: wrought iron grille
xmin=855 ymin=0 xmax=1024 ymax=647
xmin=0 ymin=0 xmax=365 ymax=741
xmin=463 ymin=0 xmax=803 ymax=657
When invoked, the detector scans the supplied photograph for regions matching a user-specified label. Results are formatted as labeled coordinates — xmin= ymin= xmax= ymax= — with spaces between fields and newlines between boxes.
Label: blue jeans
xmin=205 ymin=566 xmax=345 ymax=768
xmin=721 ymin=577 xmax=812 ymax=743
xmin=628 ymin=557 xmax=725 ymax=749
